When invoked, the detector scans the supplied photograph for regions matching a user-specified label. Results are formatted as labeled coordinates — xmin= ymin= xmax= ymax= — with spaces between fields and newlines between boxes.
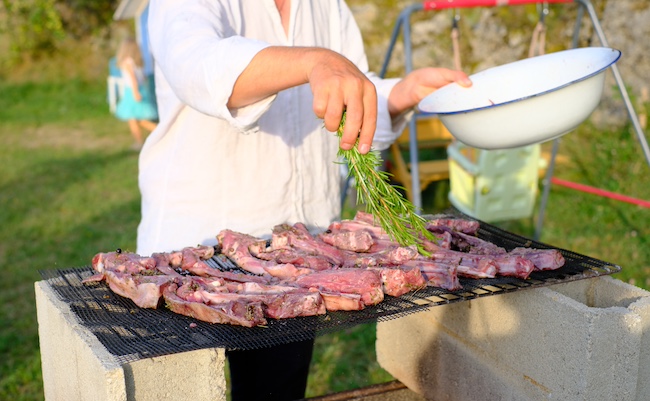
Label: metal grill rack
xmin=40 ymin=219 xmax=620 ymax=364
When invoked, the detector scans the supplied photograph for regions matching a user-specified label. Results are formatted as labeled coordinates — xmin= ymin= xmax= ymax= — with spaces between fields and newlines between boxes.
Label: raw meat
xmin=85 ymin=250 xmax=175 ymax=308
xmin=163 ymin=280 xmax=267 ymax=327
xmin=342 ymin=246 xmax=419 ymax=268
xmin=426 ymin=217 xmax=480 ymax=235
xmin=249 ymin=243 xmax=333 ymax=271
xmin=319 ymin=229 xmax=375 ymax=252
xmin=217 ymin=229 xmax=312 ymax=279
xmin=510 ymin=247 xmax=566 ymax=270
xmin=86 ymin=212 xmax=566 ymax=327
xmin=401 ymin=259 xmax=461 ymax=290
xmin=271 ymin=223 xmax=346 ymax=266
xmin=374 ymin=265 xmax=427 ymax=297
xmin=428 ymin=226 xmax=506 ymax=255
xmin=293 ymin=268 xmax=384 ymax=308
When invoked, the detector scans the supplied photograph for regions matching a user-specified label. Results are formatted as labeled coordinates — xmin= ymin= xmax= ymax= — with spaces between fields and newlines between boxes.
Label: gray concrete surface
xmin=35 ymin=281 xmax=227 ymax=401
xmin=376 ymin=276 xmax=650 ymax=401
xmin=37 ymin=274 xmax=650 ymax=401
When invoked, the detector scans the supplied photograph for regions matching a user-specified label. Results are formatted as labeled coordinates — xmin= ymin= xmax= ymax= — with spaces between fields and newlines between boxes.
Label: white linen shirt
xmin=137 ymin=0 xmax=404 ymax=255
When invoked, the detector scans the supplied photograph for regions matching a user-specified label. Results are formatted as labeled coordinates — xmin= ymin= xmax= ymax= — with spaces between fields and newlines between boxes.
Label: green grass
xmin=1 ymin=77 xmax=649 ymax=401
xmin=0 ymin=79 xmax=142 ymax=401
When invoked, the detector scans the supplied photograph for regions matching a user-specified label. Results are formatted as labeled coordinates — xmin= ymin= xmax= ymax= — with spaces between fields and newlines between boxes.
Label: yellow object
xmin=447 ymin=141 xmax=541 ymax=222
xmin=388 ymin=117 xmax=453 ymax=202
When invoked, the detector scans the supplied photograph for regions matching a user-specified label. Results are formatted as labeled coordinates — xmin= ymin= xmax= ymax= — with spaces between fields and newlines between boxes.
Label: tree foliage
xmin=0 ymin=0 xmax=117 ymax=60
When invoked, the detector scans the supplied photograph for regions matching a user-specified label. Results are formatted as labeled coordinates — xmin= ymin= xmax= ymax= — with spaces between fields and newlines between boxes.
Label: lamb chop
xmin=400 ymin=259 xmax=462 ymax=291
xmin=249 ymin=241 xmax=333 ymax=271
xmin=94 ymin=270 xmax=174 ymax=309
xmin=271 ymin=223 xmax=346 ymax=266
xmin=323 ymin=218 xmax=389 ymax=249
xmin=179 ymin=277 xmax=326 ymax=320
xmin=373 ymin=265 xmax=427 ymax=297
xmin=292 ymin=268 xmax=384 ymax=310
xmin=90 ymin=250 xmax=156 ymax=275
xmin=163 ymin=279 xmax=267 ymax=327
xmin=425 ymin=216 xmax=480 ymax=235
xmin=426 ymin=216 xmax=564 ymax=272
xmin=84 ymin=250 xmax=175 ymax=308
xmin=234 ymin=281 xmax=326 ymax=319
xmin=341 ymin=245 xmax=419 ymax=268
xmin=427 ymin=225 xmax=507 ymax=255
xmin=318 ymin=228 xmax=375 ymax=252
xmin=426 ymin=244 xmax=533 ymax=279
xmin=217 ymin=229 xmax=313 ymax=279
xmin=509 ymin=247 xmax=565 ymax=270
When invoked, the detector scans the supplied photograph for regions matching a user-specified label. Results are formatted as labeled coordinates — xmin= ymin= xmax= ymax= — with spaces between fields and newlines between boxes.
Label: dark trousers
xmin=227 ymin=339 xmax=315 ymax=401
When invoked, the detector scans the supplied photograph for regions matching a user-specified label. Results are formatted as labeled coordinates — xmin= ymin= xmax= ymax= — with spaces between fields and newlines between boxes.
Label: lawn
xmin=0 ymin=76 xmax=648 ymax=400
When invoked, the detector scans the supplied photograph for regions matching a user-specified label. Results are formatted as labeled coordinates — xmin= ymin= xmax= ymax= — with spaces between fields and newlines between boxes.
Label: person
xmin=139 ymin=1 xmax=471 ymax=400
xmin=114 ymin=37 xmax=159 ymax=150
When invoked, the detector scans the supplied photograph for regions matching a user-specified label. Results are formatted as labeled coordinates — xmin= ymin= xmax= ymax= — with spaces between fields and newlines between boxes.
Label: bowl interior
xmin=418 ymin=47 xmax=621 ymax=115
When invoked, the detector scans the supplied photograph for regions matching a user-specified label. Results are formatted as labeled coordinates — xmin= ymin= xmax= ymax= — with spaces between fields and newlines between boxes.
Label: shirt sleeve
xmin=148 ymin=0 xmax=275 ymax=132
xmin=369 ymin=76 xmax=412 ymax=151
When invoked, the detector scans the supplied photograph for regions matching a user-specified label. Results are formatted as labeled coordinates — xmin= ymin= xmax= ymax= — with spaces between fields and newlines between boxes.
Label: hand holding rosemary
xmin=336 ymin=112 xmax=436 ymax=255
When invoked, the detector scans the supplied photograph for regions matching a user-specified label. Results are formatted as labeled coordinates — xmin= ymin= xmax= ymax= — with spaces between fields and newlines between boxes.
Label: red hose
xmin=551 ymin=177 xmax=650 ymax=209
xmin=423 ymin=0 xmax=573 ymax=10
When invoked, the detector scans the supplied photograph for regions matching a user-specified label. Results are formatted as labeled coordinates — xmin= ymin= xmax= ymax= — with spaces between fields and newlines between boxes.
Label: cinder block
xmin=376 ymin=276 xmax=650 ymax=401
xmin=35 ymin=281 xmax=227 ymax=401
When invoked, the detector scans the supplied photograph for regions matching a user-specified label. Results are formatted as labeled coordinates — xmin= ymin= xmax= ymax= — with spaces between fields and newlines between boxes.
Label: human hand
xmin=307 ymin=49 xmax=377 ymax=154
xmin=387 ymin=68 xmax=472 ymax=117
xmin=227 ymin=47 xmax=377 ymax=154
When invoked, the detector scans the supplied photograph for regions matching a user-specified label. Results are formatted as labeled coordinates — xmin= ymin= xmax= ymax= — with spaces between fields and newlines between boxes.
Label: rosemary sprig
xmin=336 ymin=112 xmax=435 ymax=255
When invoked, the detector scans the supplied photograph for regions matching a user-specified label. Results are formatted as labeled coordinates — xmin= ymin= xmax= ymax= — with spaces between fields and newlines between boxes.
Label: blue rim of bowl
xmin=419 ymin=48 xmax=621 ymax=116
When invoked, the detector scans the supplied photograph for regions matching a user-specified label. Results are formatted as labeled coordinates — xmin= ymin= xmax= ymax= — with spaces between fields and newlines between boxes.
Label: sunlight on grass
xmin=307 ymin=324 xmax=394 ymax=397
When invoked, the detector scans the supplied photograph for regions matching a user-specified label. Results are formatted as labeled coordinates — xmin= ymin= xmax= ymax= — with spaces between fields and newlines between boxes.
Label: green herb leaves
xmin=336 ymin=112 xmax=435 ymax=255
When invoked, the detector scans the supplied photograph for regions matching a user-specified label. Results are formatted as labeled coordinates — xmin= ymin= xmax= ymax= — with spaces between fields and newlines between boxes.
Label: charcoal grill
xmin=40 ymin=217 xmax=620 ymax=364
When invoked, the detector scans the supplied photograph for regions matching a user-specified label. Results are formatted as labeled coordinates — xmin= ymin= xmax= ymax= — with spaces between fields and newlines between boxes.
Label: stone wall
xmin=349 ymin=0 xmax=649 ymax=129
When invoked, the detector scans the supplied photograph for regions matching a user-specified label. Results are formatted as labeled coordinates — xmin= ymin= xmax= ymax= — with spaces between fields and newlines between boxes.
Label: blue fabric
xmin=115 ymin=83 xmax=159 ymax=122
xmin=109 ymin=57 xmax=121 ymax=77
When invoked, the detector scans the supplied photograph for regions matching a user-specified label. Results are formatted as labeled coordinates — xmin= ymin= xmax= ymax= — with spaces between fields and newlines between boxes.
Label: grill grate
xmin=40 ymin=218 xmax=620 ymax=364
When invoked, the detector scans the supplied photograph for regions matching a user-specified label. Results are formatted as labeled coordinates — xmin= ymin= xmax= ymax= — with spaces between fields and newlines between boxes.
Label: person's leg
xmin=128 ymin=119 xmax=143 ymax=146
xmin=139 ymin=119 xmax=157 ymax=132
xmin=227 ymin=339 xmax=314 ymax=401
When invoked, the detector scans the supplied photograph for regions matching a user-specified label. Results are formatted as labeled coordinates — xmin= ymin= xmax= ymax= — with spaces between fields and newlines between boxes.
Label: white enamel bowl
xmin=418 ymin=47 xmax=621 ymax=149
